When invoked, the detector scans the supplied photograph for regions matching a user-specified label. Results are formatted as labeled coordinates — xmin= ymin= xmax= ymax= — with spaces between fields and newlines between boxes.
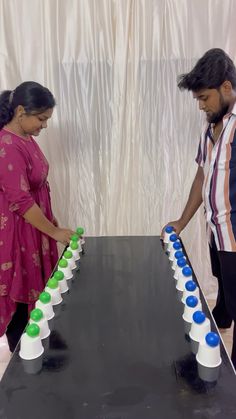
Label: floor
xmin=0 ymin=335 xmax=11 ymax=381
xmin=207 ymin=298 xmax=233 ymax=358
xmin=0 ymin=299 xmax=233 ymax=381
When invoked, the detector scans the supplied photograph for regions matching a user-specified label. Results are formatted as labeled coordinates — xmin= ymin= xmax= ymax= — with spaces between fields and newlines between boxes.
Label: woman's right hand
xmin=52 ymin=227 xmax=76 ymax=245
xmin=161 ymin=219 xmax=185 ymax=239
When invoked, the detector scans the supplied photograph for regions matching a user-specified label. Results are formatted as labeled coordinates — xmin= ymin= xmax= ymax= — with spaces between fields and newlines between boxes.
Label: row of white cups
xmin=19 ymin=234 xmax=85 ymax=361
xmin=163 ymin=226 xmax=222 ymax=381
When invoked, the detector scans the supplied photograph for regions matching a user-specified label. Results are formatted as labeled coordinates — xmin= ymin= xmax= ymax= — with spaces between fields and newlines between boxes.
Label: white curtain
xmin=1 ymin=0 xmax=236 ymax=296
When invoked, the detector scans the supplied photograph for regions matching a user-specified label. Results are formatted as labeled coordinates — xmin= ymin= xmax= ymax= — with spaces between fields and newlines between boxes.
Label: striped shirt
xmin=196 ymin=103 xmax=236 ymax=251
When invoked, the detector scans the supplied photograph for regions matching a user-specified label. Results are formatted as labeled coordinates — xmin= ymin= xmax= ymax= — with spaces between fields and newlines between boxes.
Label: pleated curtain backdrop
xmin=1 ymin=0 xmax=236 ymax=296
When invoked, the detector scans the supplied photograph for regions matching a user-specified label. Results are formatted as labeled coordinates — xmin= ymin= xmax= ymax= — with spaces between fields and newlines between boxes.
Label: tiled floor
xmin=0 ymin=299 xmax=234 ymax=382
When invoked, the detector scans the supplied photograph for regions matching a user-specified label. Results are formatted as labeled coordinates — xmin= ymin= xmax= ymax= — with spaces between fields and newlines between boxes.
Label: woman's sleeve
xmin=0 ymin=144 xmax=35 ymax=216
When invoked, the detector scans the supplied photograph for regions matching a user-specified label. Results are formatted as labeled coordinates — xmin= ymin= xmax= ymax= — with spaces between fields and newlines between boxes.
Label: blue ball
xmin=182 ymin=266 xmax=192 ymax=277
xmin=185 ymin=280 xmax=196 ymax=292
xmin=192 ymin=311 xmax=205 ymax=324
xmin=186 ymin=295 xmax=198 ymax=307
xmin=173 ymin=241 xmax=181 ymax=250
xmin=205 ymin=332 xmax=220 ymax=347
xmin=170 ymin=233 xmax=178 ymax=242
xmin=165 ymin=226 xmax=174 ymax=233
xmin=174 ymin=250 xmax=184 ymax=259
xmin=177 ymin=257 xmax=187 ymax=268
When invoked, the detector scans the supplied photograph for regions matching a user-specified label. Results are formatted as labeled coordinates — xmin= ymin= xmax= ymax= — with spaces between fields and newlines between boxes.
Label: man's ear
xmin=221 ymin=80 xmax=233 ymax=95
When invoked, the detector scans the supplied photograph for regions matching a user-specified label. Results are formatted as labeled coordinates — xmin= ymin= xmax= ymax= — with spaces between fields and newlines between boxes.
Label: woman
xmin=0 ymin=81 xmax=74 ymax=351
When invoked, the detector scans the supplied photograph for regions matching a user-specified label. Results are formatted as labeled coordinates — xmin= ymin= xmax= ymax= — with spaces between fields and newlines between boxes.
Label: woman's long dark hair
xmin=0 ymin=81 xmax=56 ymax=129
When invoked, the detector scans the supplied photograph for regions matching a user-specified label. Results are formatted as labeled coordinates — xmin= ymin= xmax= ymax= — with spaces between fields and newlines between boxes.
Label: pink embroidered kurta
xmin=0 ymin=129 xmax=58 ymax=335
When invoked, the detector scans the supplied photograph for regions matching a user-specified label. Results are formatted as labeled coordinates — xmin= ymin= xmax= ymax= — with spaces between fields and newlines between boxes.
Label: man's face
xmin=193 ymin=87 xmax=229 ymax=124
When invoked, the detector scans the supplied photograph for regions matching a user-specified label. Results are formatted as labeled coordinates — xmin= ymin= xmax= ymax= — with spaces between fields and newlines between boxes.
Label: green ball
xmin=53 ymin=270 xmax=64 ymax=281
xmin=76 ymin=227 xmax=84 ymax=236
xmin=63 ymin=250 xmax=73 ymax=259
xmin=30 ymin=308 xmax=43 ymax=322
xmin=39 ymin=291 xmax=51 ymax=304
xmin=70 ymin=242 xmax=78 ymax=250
xmin=58 ymin=259 xmax=68 ymax=268
xmin=71 ymin=233 xmax=79 ymax=242
xmin=47 ymin=278 xmax=58 ymax=289
xmin=26 ymin=323 xmax=40 ymax=337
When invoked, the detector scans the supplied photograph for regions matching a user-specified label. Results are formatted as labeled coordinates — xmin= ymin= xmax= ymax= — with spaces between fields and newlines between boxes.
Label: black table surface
xmin=1 ymin=236 xmax=236 ymax=419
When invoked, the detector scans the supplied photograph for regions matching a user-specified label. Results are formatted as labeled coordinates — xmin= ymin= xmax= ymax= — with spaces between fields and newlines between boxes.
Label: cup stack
xmin=63 ymin=250 xmax=76 ymax=271
xmin=182 ymin=295 xmax=202 ymax=334
xmin=35 ymin=291 xmax=55 ymax=320
xmin=68 ymin=240 xmax=80 ymax=268
xmin=163 ymin=226 xmax=174 ymax=245
xmin=196 ymin=332 xmax=222 ymax=382
xmin=189 ymin=311 xmax=211 ymax=354
xmin=45 ymin=278 xmax=62 ymax=305
xmin=53 ymin=270 xmax=69 ymax=293
xmin=172 ymin=250 xmax=184 ymax=271
xmin=169 ymin=240 xmax=182 ymax=262
xmin=19 ymin=323 xmax=44 ymax=360
xmin=182 ymin=280 xmax=200 ymax=304
xmin=176 ymin=266 xmax=192 ymax=291
xmin=29 ymin=308 xmax=50 ymax=339
xmin=167 ymin=233 xmax=178 ymax=254
xmin=174 ymin=257 xmax=187 ymax=280
xmin=76 ymin=227 xmax=85 ymax=253
xmin=58 ymin=258 xmax=73 ymax=280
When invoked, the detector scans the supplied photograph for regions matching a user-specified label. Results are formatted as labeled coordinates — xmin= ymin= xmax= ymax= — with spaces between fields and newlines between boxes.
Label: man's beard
xmin=207 ymin=96 xmax=229 ymax=124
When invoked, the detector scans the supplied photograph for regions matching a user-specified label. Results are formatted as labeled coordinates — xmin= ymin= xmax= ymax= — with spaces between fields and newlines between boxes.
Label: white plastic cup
xmin=167 ymin=233 xmax=178 ymax=253
xmin=35 ymin=292 xmax=55 ymax=320
xmin=53 ymin=271 xmax=69 ymax=293
xmin=68 ymin=243 xmax=80 ymax=262
xmin=58 ymin=258 xmax=73 ymax=280
xmin=174 ymin=257 xmax=187 ymax=280
xmin=78 ymin=239 xmax=82 ymax=253
xmin=169 ymin=240 xmax=182 ymax=262
xmin=183 ymin=295 xmax=202 ymax=323
xmin=22 ymin=355 xmax=43 ymax=375
xmin=19 ymin=324 xmax=44 ymax=360
xmin=81 ymin=236 xmax=85 ymax=245
xmin=70 ymin=233 xmax=81 ymax=251
xmin=45 ymin=278 xmax=63 ymax=305
xmin=196 ymin=332 xmax=222 ymax=368
xmin=63 ymin=250 xmax=76 ymax=270
xmin=29 ymin=308 xmax=50 ymax=339
xmin=172 ymin=250 xmax=184 ymax=271
xmin=189 ymin=311 xmax=211 ymax=343
xmin=176 ymin=267 xmax=193 ymax=291
xmin=182 ymin=281 xmax=200 ymax=303
xmin=163 ymin=226 xmax=174 ymax=244
xmin=76 ymin=227 xmax=85 ymax=252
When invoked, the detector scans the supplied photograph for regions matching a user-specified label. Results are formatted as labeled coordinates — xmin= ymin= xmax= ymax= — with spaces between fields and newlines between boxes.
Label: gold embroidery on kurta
xmin=0 ymin=213 xmax=8 ymax=230
xmin=1 ymin=262 xmax=13 ymax=271
xmin=0 ymin=285 xmax=7 ymax=296
xmin=1 ymin=135 xmax=12 ymax=144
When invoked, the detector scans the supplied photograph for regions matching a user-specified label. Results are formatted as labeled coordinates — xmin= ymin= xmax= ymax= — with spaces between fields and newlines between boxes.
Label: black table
xmin=0 ymin=236 xmax=236 ymax=419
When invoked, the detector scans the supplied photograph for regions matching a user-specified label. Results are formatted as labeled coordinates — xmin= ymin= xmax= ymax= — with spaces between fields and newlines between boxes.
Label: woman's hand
xmin=52 ymin=228 xmax=76 ymax=245
xmin=52 ymin=216 xmax=59 ymax=227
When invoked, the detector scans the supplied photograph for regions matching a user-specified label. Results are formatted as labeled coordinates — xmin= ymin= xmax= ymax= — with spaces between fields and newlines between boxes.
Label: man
xmin=163 ymin=48 xmax=236 ymax=369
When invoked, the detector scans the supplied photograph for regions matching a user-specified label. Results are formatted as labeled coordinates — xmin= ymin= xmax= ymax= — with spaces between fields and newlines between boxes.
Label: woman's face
xmin=18 ymin=107 xmax=54 ymax=136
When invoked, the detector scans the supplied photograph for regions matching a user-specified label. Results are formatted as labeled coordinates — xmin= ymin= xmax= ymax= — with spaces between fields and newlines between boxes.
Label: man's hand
xmin=161 ymin=219 xmax=185 ymax=239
